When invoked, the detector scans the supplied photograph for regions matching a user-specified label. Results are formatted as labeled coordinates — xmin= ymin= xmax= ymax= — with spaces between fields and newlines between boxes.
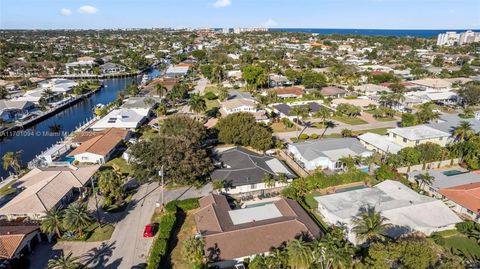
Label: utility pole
xmin=90 ymin=176 xmax=101 ymax=223
xmin=159 ymin=165 xmax=165 ymax=211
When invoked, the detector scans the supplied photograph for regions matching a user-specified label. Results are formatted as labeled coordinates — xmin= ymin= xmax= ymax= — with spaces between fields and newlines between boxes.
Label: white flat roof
xmin=389 ymin=125 xmax=450 ymax=140
xmin=358 ymin=132 xmax=403 ymax=154
xmin=228 ymin=203 xmax=282 ymax=225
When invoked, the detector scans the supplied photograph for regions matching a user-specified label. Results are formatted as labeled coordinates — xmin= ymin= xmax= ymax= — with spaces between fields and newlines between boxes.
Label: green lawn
xmin=104 ymin=157 xmax=132 ymax=176
xmin=205 ymin=99 xmax=220 ymax=110
xmin=331 ymin=115 xmax=368 ymax=125
xmin=204 ymin=85 xmax=220 ymax=95
xmin=0 ymin=180 xmax=17 ymax=196
xmin=170 ymin=213 xmax=197 ymax=269
xmin=85 ymin=223 xmax=115 ymax=242
xmin=140 ymin=128 xmax=159 ymax=141
xmin=355 ymin=127 xmax=390 ymax=135
xmin=374 ymin=117 xmax=397 ymax=122
xmin=436 ymin=235 xmax=480 ymax=260
xmin=271 ymin=122 xmax=297 ymax=133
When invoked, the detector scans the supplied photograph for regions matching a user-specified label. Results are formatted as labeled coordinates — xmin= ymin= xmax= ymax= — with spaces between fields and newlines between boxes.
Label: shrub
xmin=204 ymin=91 xmax=217 ymax=100
xmin=165 ymin=198 xmax=200 ymax=213
xmin=310 ymin=133 xmax=318 ymax=139
xmin=304 ymin=194 xmax=318 ymax=209
xmin=147 ymin=212 xmax=177 ymax=269
xmin=299 ymin=134 xmax=309 ymax=140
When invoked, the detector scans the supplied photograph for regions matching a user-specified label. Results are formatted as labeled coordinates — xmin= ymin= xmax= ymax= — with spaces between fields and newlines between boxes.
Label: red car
xmin=143 ymin=224 xmax=157 ymax=238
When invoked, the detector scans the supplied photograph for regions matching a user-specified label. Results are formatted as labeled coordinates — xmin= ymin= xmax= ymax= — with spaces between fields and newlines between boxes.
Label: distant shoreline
xmin=269 ymin=28 xmax=480 ymax=38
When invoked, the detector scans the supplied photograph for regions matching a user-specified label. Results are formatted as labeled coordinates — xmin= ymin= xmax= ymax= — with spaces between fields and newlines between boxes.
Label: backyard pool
xmin=244 ymin=201 xmax=274 ymax=208
xmin=335 ymin=185 xmax=367 ymax=193
xmin=442 ymin=170 xmax=466 ymax=176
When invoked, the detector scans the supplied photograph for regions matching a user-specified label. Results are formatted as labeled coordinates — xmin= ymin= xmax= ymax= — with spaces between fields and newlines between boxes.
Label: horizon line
xmin=1 ymin=27 xmax=479 ymax=31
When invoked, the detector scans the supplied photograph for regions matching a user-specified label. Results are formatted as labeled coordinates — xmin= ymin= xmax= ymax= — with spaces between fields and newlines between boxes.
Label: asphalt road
xmin=192 ymin=77 xmax=208 ymax=94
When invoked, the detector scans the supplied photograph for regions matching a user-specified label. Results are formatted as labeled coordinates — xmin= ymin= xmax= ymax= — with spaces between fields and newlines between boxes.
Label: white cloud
xmin=263 ymin=19 xmax=278 ymax=28
xmin=78 ymin=5 xmax=98 ymax=14
xmin=60 ymin=8 xmax=72 ymax=16
xmin=212 ymin=0 xmax=231 ymax=8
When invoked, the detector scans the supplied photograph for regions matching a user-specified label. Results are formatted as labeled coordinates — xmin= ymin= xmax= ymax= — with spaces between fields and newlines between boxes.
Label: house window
xmin=403 ymin=138 xmax=407 ymax=143
xmin=251 ymin=184 xmax=257 ymax=189
xmin=81 ymin=156 xmax=88 ymax=160
xmin=393 ymin=134 xmax=397 ymax=138
xmin=439 ymin=137 xmax=443 ymax=141
xmin=415 ymin=140 xmax=420 ymax=145
xmin=335 ymin=162 xmax=343 ymax=169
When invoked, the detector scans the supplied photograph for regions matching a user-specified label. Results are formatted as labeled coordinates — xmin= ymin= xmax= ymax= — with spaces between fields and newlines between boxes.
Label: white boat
xmin=141 ymin=74 xmax=149 ymax=85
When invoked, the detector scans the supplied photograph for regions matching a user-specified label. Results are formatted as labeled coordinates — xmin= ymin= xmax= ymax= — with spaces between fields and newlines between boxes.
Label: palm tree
xmin=156 ymin=84 xmax=167 ymax=98
xmin=285 ymin=238 xmax=313 ymax=269
xmin=189 ymin=94 xmax=207 ymax=119
xmin=182 ymin=236 xmax=205 ymax=269
xmin=338 ymin=156 xmax=356 ymax=172
xmin=341 ymin=128 xmax=353 ymax=137
xmin=352 ymin=206 xmax=390 ymax=244
xmin=2 ymin=151 xmax=23 ymax=175
xmin=453 ymin=121 xmax=474 ymax=142
xmin=278 ymin=173 xmax=288 ymax=185
xmin=314 ymin=107 xmax=331 ymax=124
xmin=41 ymin=206 xmax=65 ymax=238
xmin=47 ymin=252 xmax=83 ymax=269
xmin=218 ymin=86 xmax=229 ymax=101
xmin=291 ymin=105 xmax=309 ymax=135
xmin=212 ymin=180 xmax=224 ymax=193
xmin=156 ymin=103 xmax=167 ymax=117
xmin=63 ymin=202 xmax=93 ymax=237
xmin=320 ymin=121 xmax=337 ymax=139
xmin=262 ymin=173 xmax=276 ymax=188
xmin=414 ymin=172 xmax=435 ymax=189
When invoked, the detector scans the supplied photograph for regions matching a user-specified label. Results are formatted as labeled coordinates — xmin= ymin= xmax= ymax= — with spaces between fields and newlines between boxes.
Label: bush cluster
xmin=165 ymin=198 xmax=200 ymax=213
xmin=147 ymin=213 xmax=177 ymax=269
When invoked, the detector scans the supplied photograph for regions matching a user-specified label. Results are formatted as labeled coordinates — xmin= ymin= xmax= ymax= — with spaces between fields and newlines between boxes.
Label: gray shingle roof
xmin=289 ymin=138 xmax=370 ymax=161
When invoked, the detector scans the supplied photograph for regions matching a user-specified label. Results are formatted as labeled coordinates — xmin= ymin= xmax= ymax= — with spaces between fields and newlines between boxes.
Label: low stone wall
xmin=396 ymin=159 xmax=460 ymax=173
xmin=277 ymin=149 xmax=311 ymax=177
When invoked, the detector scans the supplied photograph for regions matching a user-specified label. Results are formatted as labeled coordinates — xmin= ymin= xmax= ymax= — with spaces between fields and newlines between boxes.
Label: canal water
xmin=0 ymin=69 xmax=161 ymax=178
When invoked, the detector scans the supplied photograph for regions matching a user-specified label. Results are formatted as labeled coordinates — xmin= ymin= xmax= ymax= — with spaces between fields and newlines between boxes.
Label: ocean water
xmin=270 ymin=28 xmax=479 ymax=38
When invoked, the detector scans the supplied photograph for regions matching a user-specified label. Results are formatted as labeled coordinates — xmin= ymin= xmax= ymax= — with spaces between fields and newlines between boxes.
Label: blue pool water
xmin=244 ymin=202 xmax=274 ymax=208
xmin=442 ymin=170 xmax=466 ymax=176
xmin=335 ymin=185 xmax=367 ymax=193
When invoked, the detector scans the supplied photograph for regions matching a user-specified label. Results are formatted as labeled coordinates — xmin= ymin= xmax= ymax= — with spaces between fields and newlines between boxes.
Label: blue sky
xmin=1 ymin=0 xmax=479 ymax=29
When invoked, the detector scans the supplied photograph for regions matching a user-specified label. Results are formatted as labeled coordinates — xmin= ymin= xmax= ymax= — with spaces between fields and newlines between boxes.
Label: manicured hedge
xmin=165 ymin=198 xmax=200 ymax=213
xmin=147 ymin=212 xmax=177 ymax=269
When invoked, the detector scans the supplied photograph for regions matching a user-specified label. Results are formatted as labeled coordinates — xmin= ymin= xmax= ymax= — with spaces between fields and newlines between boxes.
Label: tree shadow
xmin=160 ymin=210 xmax=187 ymax=269
xmin=82 ymin=241 xmax=116 ymax=268
xmin=101 ymin=257 xmax=123 ymax=269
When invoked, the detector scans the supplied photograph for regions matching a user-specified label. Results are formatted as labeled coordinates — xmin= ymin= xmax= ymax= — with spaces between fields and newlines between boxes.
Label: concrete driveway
xmin=103 ymin=182 xmax=212 ymax=269
xmin=192 ymin=77 xmax=208 ymax=95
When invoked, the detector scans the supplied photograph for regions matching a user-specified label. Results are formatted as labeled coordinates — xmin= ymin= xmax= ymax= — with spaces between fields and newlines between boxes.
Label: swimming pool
xmin=244 ymin=201 xmax=274 ymax=208
xmin=335 ymin=185 xmax=367 ymax=193
xmin=62 ymin=156 xmax=76 ymax=164
xmin=442 ymin=170 xmax=465 ymax=176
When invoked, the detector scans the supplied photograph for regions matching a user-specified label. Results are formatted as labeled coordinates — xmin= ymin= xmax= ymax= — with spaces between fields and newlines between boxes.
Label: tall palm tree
xmin=41 ymin=206 xmax=65 ymax=238
xmin=320 ymin=121 xmax=337 ymax=139
xmin=156 ymin=103 xmax=167 ymax=117
xmin=156 ymin=84 xmax=167 ymax=98
xmin=212 ymin=180 xmax=224 ymax=193
xmin=189 ymin=94 xmax=207 ymax=119
xmin=262 ymin=173 xmax=276 ymax=188
xmin=352 ymin=206 xmax=390 ymax=244
xmin=182 ymin=236 xmax=205 ymax=269
xmin=218 ymin=86 xmax=229 ymax=101
xmin=286 ymin=238 xmax=313 ymax=269
xmin=2 ymin=151 xmax=23 ymax=175
xmin=338 ymin=156 xmax=356 ymax=172
xmin=63 ymin=202 xmax=93 ymax=237
xmin=47 ymin=252 xmax=83 ymax=269
xmin=414 ymin=172 xmax=435 ymax=189
xmin=314 ymin=107 xmax=331 ymax=124
xmin=291 ymin=105 xmax=308 ymax=135
xmin=453 ymin=121 xmax=474 ymax=142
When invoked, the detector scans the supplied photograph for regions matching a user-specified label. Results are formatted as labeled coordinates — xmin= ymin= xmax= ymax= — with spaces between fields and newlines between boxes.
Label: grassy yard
xmin=0 ymin=180 xmax=17 ymax=196
xmin=270 ymin=122 xmax=297 ymax=133
xmin=331 ymin=115 xmax=368 ymax=125
xmin=374 ymin=117 xmax=397 ymax=122
xmin=355 ymin=127 xmax=389 ymax=135
xmin=104 ymin=157 xmax=132 ymax=176
xmin=204 ymin=85 xmax=220 ymax=95
xmin=205 ymin=99 xmax=220 ymax=110
xmin=85 ymin=223 xmax=115 ymax=242
xmin=170 ymin=213 xmax=197 ymax=269
xmin=140 ymin=128 xmax=159 ymax=141
xmin=435 ymin=235 xmax=480 ymax=260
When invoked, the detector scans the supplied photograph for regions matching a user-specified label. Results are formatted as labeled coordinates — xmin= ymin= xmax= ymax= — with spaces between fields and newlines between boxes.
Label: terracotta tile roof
xmin=320 ymin=86 xmax=346 ymax=96
xmin=270 ymin=87 xmax=304 ymax=97
xmin=68 ymin=128 xmax=128 ymax=157
xmin=176 ymin=63 xmax=194 ymax=67
xmin=0 ymin=223 xmax=39 ymax=259
xmin=439 ymin=182 xmax=480 ymax=214
xmin=194 ymin=194 xmax=322 ymax=260
xmin=221 ymin=98 xmax=256 ymax=110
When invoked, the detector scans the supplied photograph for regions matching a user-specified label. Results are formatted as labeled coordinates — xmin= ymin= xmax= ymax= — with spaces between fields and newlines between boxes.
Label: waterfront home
xmin=90 ymin=108 xmax=150 ymax=131
xmin=269 ymin=87 xmax=304 ymax=99
xmin=211 ymin=147 xmax=295 ymax=195
xmin=165 ymin=65 xmax=189 ymax=77
xmin=38 ymin=78 xmax=77 ymax=94
xmin=65 ymin=56 xmax=98 ymax=75
xmin=320 ymin=86 xmax=347 ymax=98
xmin=121 ymin=96 xmax=158 ymax=111
xmin=315 ymin=180 xmax=462 ymax=244
xmin=0 ymin=165 xmax=100 ymax=220
xmin=0 ymin=222 xmax=41 ymax=261
xmin=0 ymin=100 xmax=36 ymax=123
xmin=287 ymin=138 xmax=373 ymax=171
xmin=387 ymin=125 xmax=451 ymax=147
xmin=100 ymin=62 xmax=126 ymax=74
xmin=194 ymin=194 xmax=321 ymax=266
xmin=68 ymin=128 xmax=129 ymax=164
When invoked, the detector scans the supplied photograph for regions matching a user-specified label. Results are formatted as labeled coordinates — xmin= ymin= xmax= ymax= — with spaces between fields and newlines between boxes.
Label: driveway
xmin=192 ymin=77 xmax=208 ymax=95
xmin=103 ymin=182 xmax=212 ymax=269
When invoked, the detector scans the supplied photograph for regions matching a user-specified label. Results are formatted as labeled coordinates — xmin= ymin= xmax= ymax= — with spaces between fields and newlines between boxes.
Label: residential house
xmin=354 ymin=84 xmax=391 ymax=96
xmin=65 ymin=56 xmax=98 ymax=75
xmin=320 ymin=86 xmax=347 ymax=98
xmin=0 ymin=165 xmax=100 ymax=220
xmin=100 ymin=63 xmax=126 ymax=74
xmin=358 ymin=132 xmax=403 ymax=154
xmin=211 ymin=147 xmax=295 ymax=195
xmin=68 ymin=128 xmax=129 ymax=164
xmin=165 ymin=65 xmax=190 ymax=77
xmin=90 ymin=105 xmax=151 ymax=131
xmin=194 ymin=194 xmax=322 ymax=266
xmin=315 ymin=180 xmax=462 ymax=243
xmin=439 ymin=183 xmax=480 ymax=222
xmin=272 ymin=102 xmax=328 ymax=120
xmin=0 ymin=100 xmax=36 ymax=123
xmin=269 ymin=87 xmax=304 ymax=99
xmin=0 ymin=222 xmax=41 ymax=262
xmin=287 ymin=138 xmax=373 ymax=171
xmin=269 ymin=74 xmax=292 ymax=87
xmin=388 ymin=125 xmax=451 ymax=147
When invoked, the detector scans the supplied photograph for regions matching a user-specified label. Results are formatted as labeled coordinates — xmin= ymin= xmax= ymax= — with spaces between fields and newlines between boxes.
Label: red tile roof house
xmin=0 ymin=221 xmax=42 ymax=264
xmin=194 ymin=194 xmax=322 ymax=268
xmin=270 ymin=87 xmax=304 ymax=98
xmin=438 ymin=182 xmax=480 ymax=222
xmin=320 ymin=86 xmax=347 ymax=98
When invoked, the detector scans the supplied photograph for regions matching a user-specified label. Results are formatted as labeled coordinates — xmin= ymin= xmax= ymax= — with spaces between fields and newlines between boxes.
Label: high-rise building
xmin=437 ymin=30 xmax=480 ymax=46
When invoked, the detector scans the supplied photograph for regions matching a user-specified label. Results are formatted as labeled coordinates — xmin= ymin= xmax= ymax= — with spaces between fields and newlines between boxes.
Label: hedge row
xmin=165 ymin=198 xmax=200 ymax=213
xmin=147 ymin=212 xmax=177 ymax=269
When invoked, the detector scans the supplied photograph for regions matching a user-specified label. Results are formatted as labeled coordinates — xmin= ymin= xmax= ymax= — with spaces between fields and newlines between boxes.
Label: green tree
xmin=262 ymin=173 xmax=276 ymax=188
xmin=156 ymin=84 xmax=167 ymax=97
xmin=352 ymin=206 xmax=390 ymax=244
xmin=63 ymin=202 xmax=92 ymax=237
xmin=218 ymin=87 xmax=229 ymax=101
xmin=285 ymin=238 xmax=313 ymax=269
xmin=302 ymin=70 xmax=327 ymax=89
xmin=97 ymin=169 xmax=125 ymax=205
xmin=401 ymin=113 xmax=418 ymax=127
xmin=414 ymin=172 xmax=434 ymax=189
xmin=41 ymin=206 xmax=65 ymax=238
xmin=453 ymin=121 xmax=474 ymax=142
xmin=290 ymin=105 xmax=309 ymax=133
xmin=47 ymin=252 xmax=84 ymax=269
xmin=241 ymin=65 xmax=266 ymax=89
xmin=189 ymin=94 xmax=207 ymax=118
xmin=212 ymin=180 xmax=224 ymax=193
xmin=459 ymin=81 xmax=480 ymax=107
xmin=341 ymin=128 xmax=353 ymax=137
xmin=0 ymin=86 xmax=8 ymax=99
xmin=182 ymin=236 xmax=205 ymax=269
xmin=2 ymin=151 xmax=23 ymax=175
